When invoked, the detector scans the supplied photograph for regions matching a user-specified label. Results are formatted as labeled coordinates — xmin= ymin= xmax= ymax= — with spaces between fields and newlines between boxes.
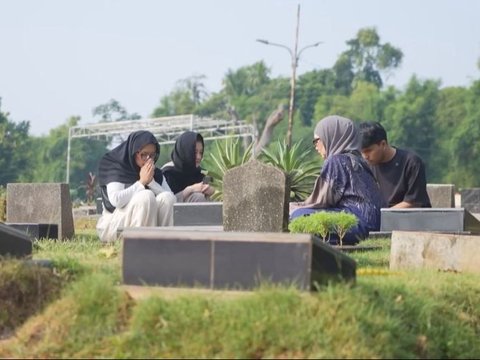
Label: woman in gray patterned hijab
xmin=290 ymin=115 xmax=384 ymax=245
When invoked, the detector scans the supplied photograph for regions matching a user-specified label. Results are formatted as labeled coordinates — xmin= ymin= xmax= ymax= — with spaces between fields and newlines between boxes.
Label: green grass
xmin=1 ymin=232 xmax=479 ymax=358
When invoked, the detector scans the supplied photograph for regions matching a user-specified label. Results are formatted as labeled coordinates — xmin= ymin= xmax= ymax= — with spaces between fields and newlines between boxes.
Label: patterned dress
xmin=290 ymin=152 xmax=384 ymax=245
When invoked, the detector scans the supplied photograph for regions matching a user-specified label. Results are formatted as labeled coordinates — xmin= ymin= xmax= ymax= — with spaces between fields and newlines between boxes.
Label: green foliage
xmin=92 ymin=99 xmax=140 ymax=122
xmin=289 ymin=211 xmax=358 ymax=245
xmin=260 ymin=140 xmax=320 ymax=201
xmin=332 ymin=212 xmax=359 ymax=246
xmin=342 ymin=27 xmax=403 ymax=89
xmin=0 ymin=102 xmax=31 ymax=186
xmin=202 ymin=138 xmax=253 ymax=200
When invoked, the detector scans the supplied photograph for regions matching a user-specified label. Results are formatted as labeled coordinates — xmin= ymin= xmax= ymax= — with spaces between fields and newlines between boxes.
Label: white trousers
xmin=96 ymin=190 xmax=176 ymax=243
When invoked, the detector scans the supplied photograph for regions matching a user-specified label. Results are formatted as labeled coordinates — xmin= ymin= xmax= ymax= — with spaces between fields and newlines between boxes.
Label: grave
xmin=223 ymin=160 xmax=289 ymax=232
xmin=6 ymin=183 xmax=75 ymax=240
xmin=390 ymin=231 xmax=480 ymax=273
xmin=4 ymin=223 xmax=58 ymax=240
xmin=460 ymin=188 xmax=480 ymax=214
xmin=380 ymin=208 xmax=480 ymax=233
xmin=122 ymin=228 xmax=356 ymax=291
xmin=0 ymin=222 xmax=32 ymax=258
xmin=426 ymin=183 xmax=455 ymax=208
xmin=173 ymin=202 xmax=223 ymax=226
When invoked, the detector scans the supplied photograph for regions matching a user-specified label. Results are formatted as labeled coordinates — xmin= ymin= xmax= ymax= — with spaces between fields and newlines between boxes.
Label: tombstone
xmin=426 ymin=184 xmax=455 ymax=208
xmin=6 ymin=183 xmax=75 ymax=240
xmin=173 ymin=202 xmax=223 ymax=226
xmin=122 ymin=228 xmax=356 ymax=291
xmin=5 ymin=223 xmax=58 ymax=240
xmin=223 ymin=160 xmax=289 ymax=232
xmin=0 ymin=223 xmax=32 ymax=258
xmin=460 ymin=188 xmax=480 ymax=214
xmin=380 ymin=208 xmax=480 ymax=233
xmin=390 ymin=231 xmax=480 ymax=273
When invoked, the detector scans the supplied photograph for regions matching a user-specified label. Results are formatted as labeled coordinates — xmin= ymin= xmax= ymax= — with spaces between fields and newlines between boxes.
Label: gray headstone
xmin=460 ymin=188 xmax=480 ymax=214
xmin=390 ymin=231 xmax=480 ymax=273
xmin=0 ymin=223 xmax=32 ymax=258
xmin=174 ymin=202 xmax=223 ymax=226
xmin=5 ymin=223 xmax=58 ymax=240
xmin=122 ymin=228 xmax=356 ymax=291
xmin=223 ymin=160 xmax=289 ymax=232
xmin=380 ymin=208 xmax=480 ymax=233
xmin=426 ymin=184 xmax=455 ymax=208
xmin=6 ymin=183 xmax=75 ymax=240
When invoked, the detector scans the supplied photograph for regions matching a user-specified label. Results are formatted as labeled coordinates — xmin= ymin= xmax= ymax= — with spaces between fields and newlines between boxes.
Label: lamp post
xmin=256 ymin=4 xmax=321 ymax=147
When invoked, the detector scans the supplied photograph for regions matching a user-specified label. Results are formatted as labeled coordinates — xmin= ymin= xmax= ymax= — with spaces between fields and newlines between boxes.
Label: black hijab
xmin=163 ymin=131 xmax=204 ymax=194
xmin=98 ymin=130 xmax=163 ymax=186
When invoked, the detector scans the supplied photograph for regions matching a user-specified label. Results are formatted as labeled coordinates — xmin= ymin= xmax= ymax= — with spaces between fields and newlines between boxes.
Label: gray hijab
xmin=314 ymin=115 xmax=361 ymax=158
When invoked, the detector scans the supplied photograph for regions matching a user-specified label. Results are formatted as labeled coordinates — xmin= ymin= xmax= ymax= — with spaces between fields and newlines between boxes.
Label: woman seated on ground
xmin=289 ymin=115 xmax=384 ymax=245
xmin=96 ymin=130 xmax=176 ymax=243
xmin=162 ymin=131 xmax=215 ymax=202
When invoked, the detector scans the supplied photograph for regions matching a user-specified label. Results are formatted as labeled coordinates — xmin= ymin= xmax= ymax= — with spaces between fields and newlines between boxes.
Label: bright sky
xmin=1 ymin=0 xmax=479 ymax=136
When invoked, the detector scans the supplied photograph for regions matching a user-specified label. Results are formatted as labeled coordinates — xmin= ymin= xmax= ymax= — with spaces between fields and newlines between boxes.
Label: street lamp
xmin=256 ymin=4 xmax=322 ymax=147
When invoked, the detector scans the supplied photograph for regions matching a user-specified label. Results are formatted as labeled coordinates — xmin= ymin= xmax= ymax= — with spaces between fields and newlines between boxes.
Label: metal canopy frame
xmin=66 ymin=114 xmax=255 ymax=183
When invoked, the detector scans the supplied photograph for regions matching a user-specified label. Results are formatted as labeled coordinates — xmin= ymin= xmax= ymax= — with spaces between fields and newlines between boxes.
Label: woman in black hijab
xmin=162 ymin=131 xmax=215 ymax=202
xmin=96 ymin=130 xmax=176 ymax=242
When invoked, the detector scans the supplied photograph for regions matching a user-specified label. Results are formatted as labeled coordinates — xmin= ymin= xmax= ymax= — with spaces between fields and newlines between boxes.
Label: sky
xmin=1 ymin=0 xmax=479 ymax=136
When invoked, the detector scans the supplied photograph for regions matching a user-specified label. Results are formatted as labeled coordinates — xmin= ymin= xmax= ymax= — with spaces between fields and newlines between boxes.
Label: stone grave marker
xmin=390 ymin=231 xmax=480 ymax=273
xmin=174 ymin=202 xmax=223 ymax=226
xmin=122 ymin=228 xmax=356 ymax=291
xmin=223 ymin=160 xmax=289 ymax=232
xmin=380 ymin=208 xmax=480 ymax=233
xmin=6 ymin=183 xmax=75 ymax=240
xmin=0 ymin=222 xmax=32 ymax=258
xmin=426 ymin=183 xmax=455 ymax=208
xmin=460 ymin=188 xmax=480 ymax=214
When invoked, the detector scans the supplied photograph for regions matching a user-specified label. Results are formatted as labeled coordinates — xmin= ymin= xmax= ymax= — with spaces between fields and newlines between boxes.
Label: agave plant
xmin=202 ymin=138 xmax=253 ymax=200
xmin=260 ymin=140 xmax=321 ymax=201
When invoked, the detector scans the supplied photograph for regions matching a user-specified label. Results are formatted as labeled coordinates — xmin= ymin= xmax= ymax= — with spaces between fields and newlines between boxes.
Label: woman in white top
xmin=96 ymin=130 xmax=176 ymax=242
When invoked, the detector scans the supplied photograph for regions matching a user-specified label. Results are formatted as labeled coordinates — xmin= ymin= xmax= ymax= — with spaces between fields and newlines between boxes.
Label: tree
xmin=27 ymin=116 xmax=109 ymax=201
xmin=152 ymin=75 xmax=209 ymax=117
xmin=336 ymin=27 xmax=403 ymax=89
xmin=383 ymin=76 xmax=440 ymax=177
xmin=0 ymin=100 xmax=31 ymax=185
xmin=93 ymin=99 xmax=141 ymax=122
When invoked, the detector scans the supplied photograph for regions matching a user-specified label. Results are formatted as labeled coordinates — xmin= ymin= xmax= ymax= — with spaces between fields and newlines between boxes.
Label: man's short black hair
xmin=359 ymin=121 xmax=388 ymax=148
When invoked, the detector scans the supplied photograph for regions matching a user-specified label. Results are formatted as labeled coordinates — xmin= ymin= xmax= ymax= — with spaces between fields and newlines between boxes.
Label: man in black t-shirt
xmin=359 ymin=122 xmax=431 ymax=208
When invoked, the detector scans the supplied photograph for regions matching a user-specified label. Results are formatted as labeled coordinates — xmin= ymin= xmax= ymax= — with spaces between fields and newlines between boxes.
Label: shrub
xmin=260 ymin=140 xmax=320 ymax=201
xmin=289 ymin=211 xmax=358 ymax=246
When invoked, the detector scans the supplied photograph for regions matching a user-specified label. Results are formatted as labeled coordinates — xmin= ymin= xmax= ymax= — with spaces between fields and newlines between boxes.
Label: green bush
xmin=289 ymin=211 xmax=358 ymax=246
xmin=260 ymin=140 xmax=320 ymax=201
xmin=202 ymin=138 xmax=253 ymax=200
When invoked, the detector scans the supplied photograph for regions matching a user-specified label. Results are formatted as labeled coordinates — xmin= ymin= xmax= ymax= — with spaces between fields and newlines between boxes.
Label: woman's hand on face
xmin=139 ymin=159 xmax=155 ymax=186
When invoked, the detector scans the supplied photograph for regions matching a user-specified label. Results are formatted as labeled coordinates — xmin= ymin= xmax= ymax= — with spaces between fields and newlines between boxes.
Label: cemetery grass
xmin=1 ymin=234 xmax=480 ymax=358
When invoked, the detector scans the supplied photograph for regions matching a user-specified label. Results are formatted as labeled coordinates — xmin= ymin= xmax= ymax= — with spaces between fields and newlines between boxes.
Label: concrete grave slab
xmin=5 ymin=223 xmax=58 ymax=240
xmin=223 ymin=160 xmax=289 ymax=232
xmin=6 ymin=183 xmax=75 ymax=240
xmin=380 ymin=208 xmax=480 ymax=233
xmin=0 ymin=222 xmax=32 ymax=258
xmin=173 ymin=202 xmax=223 ymax=226
xmin=426 ymin=184 xmax=455 ymax=208
xmin=390 ymin=231 xmax=480 ymax=273
xmin=122 ymin=228 xmax=356 ymax=291
xmin=460 ymin=188 xmax=480 ymax=214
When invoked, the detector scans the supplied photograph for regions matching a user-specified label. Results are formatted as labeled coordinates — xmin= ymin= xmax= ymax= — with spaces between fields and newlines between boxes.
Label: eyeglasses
xmin=312 ymin=138 xmax=321 ymax=146
xmin=138 ymin=152 xmax=157 ymax=161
